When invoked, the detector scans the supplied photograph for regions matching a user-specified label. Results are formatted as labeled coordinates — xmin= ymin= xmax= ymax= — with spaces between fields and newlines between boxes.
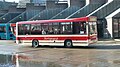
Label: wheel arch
xmin=32 ymin=39 xmax=39 ymax=48
xmin=64 ymin=39 xmax=73 ymax=47
xmin=64 ymin=39 xmax=72 ymax=44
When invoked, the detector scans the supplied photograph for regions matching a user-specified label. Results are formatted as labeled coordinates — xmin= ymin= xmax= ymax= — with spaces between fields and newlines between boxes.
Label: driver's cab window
xmin=89 ymin=22 xmax=97 ymax=35
xmin=79 ymin=22 xmax=86 ymax=35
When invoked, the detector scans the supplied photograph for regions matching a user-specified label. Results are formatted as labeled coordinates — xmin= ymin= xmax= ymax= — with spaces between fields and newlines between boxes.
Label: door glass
xmin=113 ymin=19 xmax=118 ymax=38
xmin=89 ymin=22 xmax=97 ymax=35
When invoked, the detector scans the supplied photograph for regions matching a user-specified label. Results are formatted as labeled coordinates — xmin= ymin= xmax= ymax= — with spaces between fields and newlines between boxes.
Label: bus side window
xmin=48 ymin=27 xmax=54 ymax=34
xmin=42 ymin=29 xmax=46 ymax=35
xmin=54 ymin=28 xmax=59 ymax=34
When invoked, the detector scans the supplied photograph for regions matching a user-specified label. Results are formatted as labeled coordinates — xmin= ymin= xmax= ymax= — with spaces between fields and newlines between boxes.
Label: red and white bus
xmin=16 ymin=16 xmax=97 ymax=48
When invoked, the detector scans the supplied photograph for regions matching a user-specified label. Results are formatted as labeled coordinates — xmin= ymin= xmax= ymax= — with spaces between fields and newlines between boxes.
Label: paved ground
xmin=97 ymin=39 xmax=120 ymax=46
xmin=0 ymin=40 xmax=120 ymax=67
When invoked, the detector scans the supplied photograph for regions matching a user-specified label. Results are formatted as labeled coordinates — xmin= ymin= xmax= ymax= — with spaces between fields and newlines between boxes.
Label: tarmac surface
xmin=0 ymin=39 xmax=120 ymax=67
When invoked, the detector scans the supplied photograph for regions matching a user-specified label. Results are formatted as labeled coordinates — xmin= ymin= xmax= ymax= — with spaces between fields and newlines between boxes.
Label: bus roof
xmin=0 ymin=23 xmax=9 ymax=26
xmin=17 ymin=17 xmax=96 ymax=24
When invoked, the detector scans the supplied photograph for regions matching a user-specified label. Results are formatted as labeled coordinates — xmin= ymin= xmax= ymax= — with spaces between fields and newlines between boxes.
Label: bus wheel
xmin=32 ymin=40 xmax=39 ymax=48
xmin=64 ymin=40 xmax=73 ymax=48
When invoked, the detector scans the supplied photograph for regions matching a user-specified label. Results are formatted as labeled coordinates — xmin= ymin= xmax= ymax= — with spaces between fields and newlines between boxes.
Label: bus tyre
xmin=32 ymin=40 xmax=39 ymax=48
xmin=64 ymin=40 xmax=73 ymax=48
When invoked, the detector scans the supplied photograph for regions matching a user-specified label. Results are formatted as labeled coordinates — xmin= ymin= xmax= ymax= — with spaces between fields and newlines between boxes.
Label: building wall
xmin=70 ymin=0 xmax=85 ymax=7
xmin=17 ymin=0 xmax=31 ymax=8
xmin=105 ymin=8 xmax=120 ymax=38
xmin=8 ymin=5 xmax=17 ymax=12
xmin=31 ymin=0 xmax=46 ymax=3
xmin=114 ymin=12 xmax=120 ymax=18
xmin=0 ymin=10 xmax=8 ymax=13
xmin=8 ymin=4 xmax=25 ymax=13
xmin=0 ymin=9 xmax=8 ymax=17
xmin=111 ymin=12 xmax=120 ymax=38
xmin=0 ymin=1 xmax=17 ymax=10
xmin=46 ymin=1 xmax=68 ymax=9
xmin=26 ymin=3 xmax=45 ymax=11
xmin=90 ymin=0 xmax=108 ymax=4
xmin=16 ymin=8 xmax=26 ymax=12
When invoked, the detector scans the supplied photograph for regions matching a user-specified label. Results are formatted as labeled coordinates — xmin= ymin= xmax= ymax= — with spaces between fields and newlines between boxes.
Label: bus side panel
xmin=16 ymin=35 xmax=89 ymax=46
xmin=17 ymin=39 xmax=89 ymax=46
xmin=0 ymin=24 xmax=16 ymax=40
xmin=0 ymin=33 xmax=6 ymax=39
xmin=89 ymin=34 xmax=97 ymax=45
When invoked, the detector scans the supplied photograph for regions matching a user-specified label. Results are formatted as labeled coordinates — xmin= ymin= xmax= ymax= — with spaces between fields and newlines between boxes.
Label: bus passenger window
xmin=48 ymin=27 xmax=54 ymax=34
xmin=54 ymin=28 xmax=58 ymax=34
xmin=42 ymin=29 xmax=46 ymax=35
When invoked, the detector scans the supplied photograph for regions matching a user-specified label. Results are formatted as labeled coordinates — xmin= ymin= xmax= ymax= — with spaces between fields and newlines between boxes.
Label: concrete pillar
xmin=67 ymin=0 xmax=70 ymax=7
xmin=106 ymin=18 xmax=113 ymax=38
xmin=86 ymin=0 xmax=90 ymax=5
